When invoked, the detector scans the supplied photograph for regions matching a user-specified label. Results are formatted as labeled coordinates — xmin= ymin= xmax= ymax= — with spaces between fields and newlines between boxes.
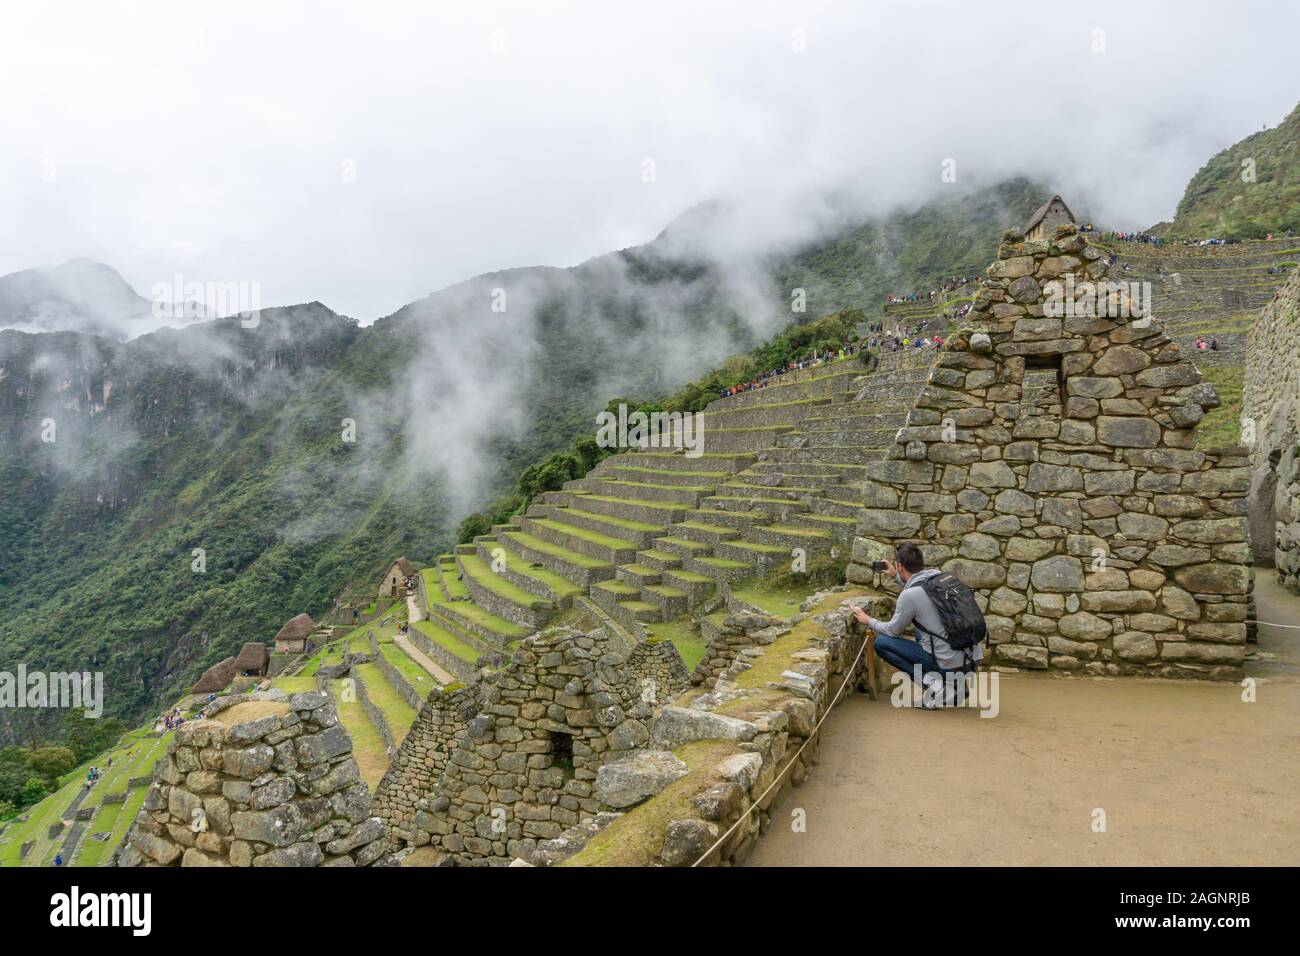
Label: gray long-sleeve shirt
xmin=870 ymin=568 xmax=984 ymax=670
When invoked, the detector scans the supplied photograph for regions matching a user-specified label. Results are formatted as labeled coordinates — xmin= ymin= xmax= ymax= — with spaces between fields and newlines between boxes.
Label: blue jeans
xmin=873 ymin=634 xmax=940 ymax=681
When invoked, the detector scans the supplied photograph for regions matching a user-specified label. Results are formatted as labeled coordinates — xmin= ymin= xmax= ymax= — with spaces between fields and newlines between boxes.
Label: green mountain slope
xmin=0 ymin=178 xmax=1048 ymax=741
xmin=1157 ymin=101 xmax=1300 ymax=238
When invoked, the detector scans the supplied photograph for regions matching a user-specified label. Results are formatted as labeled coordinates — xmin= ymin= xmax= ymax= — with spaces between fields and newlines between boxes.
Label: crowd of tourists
xmin=718 ymin=341 xmax=863 ymax=398
xmin=884 ymin=275 xmax=982 ymax=305
xmin=157 ymin=707 xmax=187 ymax=732
xmin=870 ymin=333 xmax=946 ymax=352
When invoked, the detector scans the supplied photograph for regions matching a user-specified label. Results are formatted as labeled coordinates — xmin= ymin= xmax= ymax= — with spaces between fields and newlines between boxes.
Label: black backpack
xmin=912 ymin=571 xmax=987 ymax=652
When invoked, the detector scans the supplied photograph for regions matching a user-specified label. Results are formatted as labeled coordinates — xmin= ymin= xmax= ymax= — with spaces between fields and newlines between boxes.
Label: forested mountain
xmin=0 ymin=177 xmax=1047 ymax=741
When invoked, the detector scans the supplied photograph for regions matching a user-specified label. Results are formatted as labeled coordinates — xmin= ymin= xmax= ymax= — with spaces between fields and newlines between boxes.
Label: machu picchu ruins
xmin=2 ymin=10 xmax=1299 ymax=923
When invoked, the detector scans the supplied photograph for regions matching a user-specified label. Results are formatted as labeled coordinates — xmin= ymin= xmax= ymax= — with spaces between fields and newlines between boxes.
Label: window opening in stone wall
xmin=1021 ymin=353 xmax=1064 ymax=418
xmin=550 ymin=730 xmax=575 ymax=778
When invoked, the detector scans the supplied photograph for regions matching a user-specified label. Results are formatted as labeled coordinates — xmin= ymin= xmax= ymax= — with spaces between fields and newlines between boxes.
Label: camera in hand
xmin=871 ymin=560 xmax=888 ymax=572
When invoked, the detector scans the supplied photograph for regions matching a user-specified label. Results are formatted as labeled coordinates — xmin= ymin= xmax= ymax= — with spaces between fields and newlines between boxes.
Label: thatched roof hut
xmin=233 ymin=642 xmax=270 ymax=676
xmin=191 ymin=656 xmax=237 ymax=695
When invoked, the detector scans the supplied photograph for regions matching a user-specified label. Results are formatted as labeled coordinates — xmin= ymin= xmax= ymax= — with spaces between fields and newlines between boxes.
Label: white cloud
xmin=0 ymin=0 xmax=1295 ymax=326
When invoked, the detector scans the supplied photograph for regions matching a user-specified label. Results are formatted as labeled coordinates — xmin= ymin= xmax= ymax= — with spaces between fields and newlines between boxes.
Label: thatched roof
xmin=274 ymin=612 xmax=316 ymax=642
xmin=191 ymin=656 xmax=237 ymax=694
xmin=387 ymin=557 xmax=417 ymax=578
xmin=233 ymin=642 xmax=270 ymax=672
xmin=1026 ymin=194 xmax=1075 ymax=232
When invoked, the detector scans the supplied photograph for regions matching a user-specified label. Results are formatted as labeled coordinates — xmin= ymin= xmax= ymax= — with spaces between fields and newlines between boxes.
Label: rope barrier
xmin=690 ymin=629 xmax=872 ymax=867
xmin=688 ymin=610 xmax=1298 ymax=864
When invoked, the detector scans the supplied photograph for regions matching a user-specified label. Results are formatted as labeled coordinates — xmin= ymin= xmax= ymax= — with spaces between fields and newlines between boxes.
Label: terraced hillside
xmin=1088 ymin=236 xmax=1296 ymax=446
xmin=0 ymin=728 xmax=171 ymax=868
xmin=273 ymin=610 xmax=446 ymax=790
xmin=417 ymin=350 xmax=937 ymax=657
xmin=880 ymin=280 xmax=981 ymax=336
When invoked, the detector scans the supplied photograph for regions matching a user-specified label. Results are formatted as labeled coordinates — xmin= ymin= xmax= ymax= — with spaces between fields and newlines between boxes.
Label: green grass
xmin=457 ymin=553 xmax=546 ymax=607
xmin=430 ymin=596 xmax=527 ymax=639
xmin=502 ymin=530 xmax=610 ymax=569
xmin=420 ymin=566 xmax=446 ymax=599
xmin=271 ymin=674 xmax=318 ymax=694
xmin=377 ymin=640 xmax=439 ymax=688
xmin=642 ymin=617 xmax=709 ymax=671
xmin=493 ymin=555 xmax=583 ymax=601
xmin=561 ymin=507 xmax=666 ymax=535
xmin=1196 ymin=365 xmax=1244 ymax=449
xmin=528 ymin=518 xmax=636 ymax=551
xmin=0 ymin=729 xmax=173 ymax=868
xmin=413 ymin=620 xmax=480 ymax=664
xmin=355 ymin=662 xmax=417 ymax=743
xmin=732 ymin=582 xmax=812 ymax=619
xmin=329 ymin=679 xmax=390 ymax=790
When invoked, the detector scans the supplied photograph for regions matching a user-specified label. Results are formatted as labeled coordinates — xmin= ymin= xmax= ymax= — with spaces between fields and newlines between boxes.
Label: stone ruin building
xmin=1024 ymin=194 xmax=1076 ymax=241
xmin=373 ymin=624 xmax=692 ymax=864
xmin=847 ymin=221 xmax=1251 ymax=678
xmin=1243 ymin=268 xmax=1300 ymax=594
xmin=116 ymin=690 xmax=390 ymax=867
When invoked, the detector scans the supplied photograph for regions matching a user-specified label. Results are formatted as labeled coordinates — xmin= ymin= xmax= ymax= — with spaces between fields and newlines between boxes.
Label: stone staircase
xmin=426 ymin=351 xmax=937 ymax=633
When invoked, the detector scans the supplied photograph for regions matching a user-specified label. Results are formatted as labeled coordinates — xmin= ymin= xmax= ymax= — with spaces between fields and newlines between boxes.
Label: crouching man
xmin=850 ymin=542 xmax=984 ymax=706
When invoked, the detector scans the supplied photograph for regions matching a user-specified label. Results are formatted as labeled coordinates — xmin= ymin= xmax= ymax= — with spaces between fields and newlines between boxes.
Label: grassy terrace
xmin=458 ymin=553 xmax=548 ymax=607
xmin=482 ymin=543 xmax=583 ymax=600
xmin=431 ymin=593 xmax=528 ymax=641
xmin=502 ymin=530 xmax=610 ymax=569
xmin=329 ymin=679 xmax=390 ymax=789
xmin=562 ymin=507 xmax=668 ymax=536
xmin=528 ymin=517 xmax=637 ymax=552
xmin=377 ymin=638 xmax=439 ymax=689
xmin=437 ymin=565 xmax=472 ymax=601
xmin=271 ymin=674 xmax=318 ymax=694
xmin=732 ymin=581 xmax=810 ymax=618
xmin=420 ymin=566 xmax=446 ymax=600
xmin=1196 ymin=365 xmax=1244 ymax=449
xmin=642 ymin=616 xmax=709 ymax=671
xmin=568 ymin=494 xmax=684 ymax=517
xmin=601 ymin=466 xmax=730 ymax=481
xmin=0 ymin=727 xmax=173 ymax=868
xmin=354 ymin=662 xmax=417 ymax=744
xmin=413 ymin=619 xmax=480 ymax=664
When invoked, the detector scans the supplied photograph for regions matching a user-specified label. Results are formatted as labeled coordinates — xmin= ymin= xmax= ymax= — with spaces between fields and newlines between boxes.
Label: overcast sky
xmin=2 ymin=0 xmax=1296 ymax=326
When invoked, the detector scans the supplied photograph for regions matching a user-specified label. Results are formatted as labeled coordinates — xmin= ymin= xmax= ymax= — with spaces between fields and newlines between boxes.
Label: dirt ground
xmin=748 ymin=570 xmax=1300 ymax=867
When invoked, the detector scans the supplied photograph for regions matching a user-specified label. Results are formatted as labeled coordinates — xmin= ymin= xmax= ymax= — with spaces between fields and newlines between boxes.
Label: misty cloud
xmin=0 ymin=0 xmax=1296 ymax=331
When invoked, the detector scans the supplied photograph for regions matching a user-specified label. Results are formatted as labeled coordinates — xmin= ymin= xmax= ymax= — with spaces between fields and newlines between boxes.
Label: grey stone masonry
xmin=114 ymin=689 xmax=390 ymax=867
xmin=847 ymin=222 xmax=1250 ymax=680
xmin=1243 ymin=268 xmax=1300 ymax=591
xmin=388 ymin=624 xmax=691 ymax=865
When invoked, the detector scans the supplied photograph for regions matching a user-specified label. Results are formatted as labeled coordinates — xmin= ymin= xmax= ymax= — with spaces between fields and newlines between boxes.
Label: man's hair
xmin=895 ymin=542 xmax=925 ymax=574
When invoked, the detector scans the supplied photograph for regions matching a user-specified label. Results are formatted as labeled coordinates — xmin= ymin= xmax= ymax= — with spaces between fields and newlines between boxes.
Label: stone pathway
xmin=393 ymin=629 xmax=454 ymax=686
xmin=748 ymin=573 xmax=1300 ymax=867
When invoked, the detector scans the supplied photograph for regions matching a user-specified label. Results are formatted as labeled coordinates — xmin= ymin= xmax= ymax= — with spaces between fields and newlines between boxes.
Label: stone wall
xmin=847 ymin=223 xmax=1251 ymax=679
xmin=1243 ymin=269 xmax=1300 ymax=590
xmin=368 ymin=631 xmax=424 ymax=711
xmin=373 ymin=683 xmax=478 ymax=845
xmin=627 ymin=638 xmax=692 ymax=701
xmin=405 ymin=622 xmax=479 ymax=683
xmin=546 ymin=588 xmax=871 ymax=867
xmin=115 ymin=689 xmax=389 ymax=867
xmin=381 ymin=624 xmax=692 ymax=865
xmin=692 ymin=610 xmax=791 ymax=686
